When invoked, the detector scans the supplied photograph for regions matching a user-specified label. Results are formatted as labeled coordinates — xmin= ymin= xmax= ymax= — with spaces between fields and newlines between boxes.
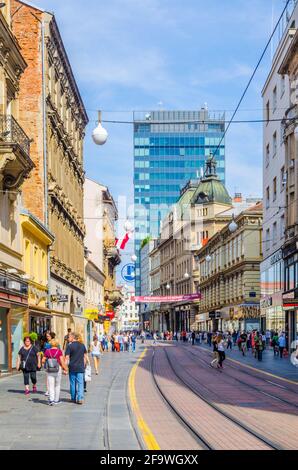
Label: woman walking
xmin=90 ymin=336 xmax=101 ymax=374
xmin=42 ymin=339 xmax=68 ymax=405
xmin=17 ymin=335 xmax=41 ymax=395
xmin=217 ymin=334 xmax=226 ymax=370
xmin=254 ymin=332 xmax=264 ymax=361
xmin=210 ymin=334 xmax=219 ymax=368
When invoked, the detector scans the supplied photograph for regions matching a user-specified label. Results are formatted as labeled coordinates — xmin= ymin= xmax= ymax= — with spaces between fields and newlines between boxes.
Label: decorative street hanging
xmin=132 ymin=294 xmax=201 ymax=303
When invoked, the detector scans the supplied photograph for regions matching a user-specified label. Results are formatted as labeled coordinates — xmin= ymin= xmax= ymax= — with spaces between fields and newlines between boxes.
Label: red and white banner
xmin=132 ymin=294 xmax=201 ymax=303
xmin=115 ymin=230 xmax=133 ymax=250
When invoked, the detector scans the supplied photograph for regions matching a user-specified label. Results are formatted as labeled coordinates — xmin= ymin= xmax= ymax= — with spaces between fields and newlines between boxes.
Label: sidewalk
xmin=0 ymin=345 xmax=144 ymax=450
xmin=188 ymin=341 xmax=298 ymax=382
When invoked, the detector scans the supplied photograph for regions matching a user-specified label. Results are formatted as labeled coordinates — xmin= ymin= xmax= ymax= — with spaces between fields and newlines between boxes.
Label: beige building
xmin=279 ymin=28 xmax=298 ymax=348
xmin=11 ymin=0 xmax=89 ymax=346
xmin=196 ymin=203 xmax=263 ymax=333
xmin=0 ymin=4 xmax=34 ymax=372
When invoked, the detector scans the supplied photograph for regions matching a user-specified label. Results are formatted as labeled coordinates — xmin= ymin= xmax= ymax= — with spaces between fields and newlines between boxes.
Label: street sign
xmin=121 ymin=263 xmax=135 ymax=283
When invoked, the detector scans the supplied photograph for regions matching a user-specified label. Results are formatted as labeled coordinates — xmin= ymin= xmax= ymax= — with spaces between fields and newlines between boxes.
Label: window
xmin=273 ymin=177 xmax=277 ymax=201
xmin=266 ymin=144 xmax=270 ymax=167
xmin=266 ymin=186 xmax=270 ymax=209
xmin=273 ymin=86 xmax=277 ymax=112
xmin=273 ymin=222 xmax=277 ymax=244
xmin=266 ymin=100 xmax=270 ymax=123
xmin=280 ymin=215 xmax=285 ymax=239
xmin=266 ymin=229 xmax=270 ymax=251
xmin=273 ymin=132 xmax=277 ymax=156
xmin=280 ymin=166 xmax=285 ymax=191
xmin=280 ymin=75 xmax=285 ymax=97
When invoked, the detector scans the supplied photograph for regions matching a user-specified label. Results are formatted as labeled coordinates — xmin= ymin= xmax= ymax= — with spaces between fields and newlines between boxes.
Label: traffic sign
xmin=121 ymin=263 xmax=136 ymax=283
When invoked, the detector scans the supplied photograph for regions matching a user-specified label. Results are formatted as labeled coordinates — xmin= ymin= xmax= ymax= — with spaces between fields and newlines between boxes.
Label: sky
xmin=28 ymin=0 xmax=292 ymax=206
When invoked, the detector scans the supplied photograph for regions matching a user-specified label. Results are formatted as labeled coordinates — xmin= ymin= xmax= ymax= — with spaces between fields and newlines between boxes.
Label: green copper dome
xmin=191 ymin=157 xmax=232 ymax=206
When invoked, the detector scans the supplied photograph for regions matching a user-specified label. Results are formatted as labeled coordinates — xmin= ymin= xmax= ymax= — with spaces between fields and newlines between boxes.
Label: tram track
xmin=183 ymin=345 xmax=298 ymax=410
xmin=150 ymin=346 xmax=276 ymax=450
xmin=160 ymin=345 xmax=283 ymax=450
xmin=150 ymin=348 xmax=211 ymax=450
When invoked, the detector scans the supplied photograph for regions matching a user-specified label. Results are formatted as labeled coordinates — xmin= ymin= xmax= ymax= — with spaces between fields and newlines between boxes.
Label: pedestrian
xmin=261 ymin=331 xmax=266 ymax=350
xmin=191 ymin=330 xmax=196 ymax=346
xmin=114 ymin=333 xmax=120 ymax=352
xmin=110 ymin=334 xmax=115 ymax=352
xmin=65 ymin=333 xmax=88 ymax=405
xmin=254 ymin=332 xmax=263 ymax=361
xmin=63 ymin=328 xmax=72 ymax=351
xmin=232 ymin=330 xmax=237 ymax=347
xmin=131 ymin=332 xmax=136 ymax=352
xmin=42 ymin=338 xmax=68 ymax=405
xmin=227 ymin=332 xmax=233 ymax=350
xmin=118 ymin=332 xmax=124 ymax=352
xmin=90 ymin=336 xmax=101 ymax=374
xmin=265 ymin=329 xmax=271 ymax=348
xmin=123 ymin=333 xmax=129 ymax=351
xmin=278 ymin=332 xmax=286 ymax=358
xmin=153 ymin=331 xmax=157 ymax=345
xmin=210 ymin=334 xmax=219 ymax=368
xmin=217 ymin=334 xmax=226 ymax=370
xmin=17 ymin=335 xmax=41 ymax=395
xmin=240 ymin=331 xmax=247 ymax=356
xmin=272 ymin=331 xmax=279 ymax=356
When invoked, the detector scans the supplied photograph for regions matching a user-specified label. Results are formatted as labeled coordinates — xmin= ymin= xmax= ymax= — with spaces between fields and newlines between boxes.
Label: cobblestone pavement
xmin=0 ymin=345 xmax=144 ymax=450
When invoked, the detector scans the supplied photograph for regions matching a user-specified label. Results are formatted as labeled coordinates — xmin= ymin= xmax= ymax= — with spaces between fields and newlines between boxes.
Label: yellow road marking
xmin=197 ymin=345 xmax=298 ymax=386
xmin=128 ymin=348 xmax=160 ymax=450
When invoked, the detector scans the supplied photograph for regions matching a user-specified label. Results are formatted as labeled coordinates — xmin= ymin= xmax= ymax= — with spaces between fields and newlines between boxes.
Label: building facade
xmin=196 ymin=203 xmax=263 ymax=333
xmin=0 ymin=4 xmax=33 ymax=372
xmin=11 ymin=0 xmax=89 ymax=346
xmin=260 ymin=4 xmax=298 ymax=342
xmin=134 ymin=109 xmax=226 ymax=294
xmin=139 ymin=238 xmax=153 ymax=329
xmin=117 ymin=286 xmax=138 ymax=332
xmin=279 ymin=28 xmax=298 ymax=350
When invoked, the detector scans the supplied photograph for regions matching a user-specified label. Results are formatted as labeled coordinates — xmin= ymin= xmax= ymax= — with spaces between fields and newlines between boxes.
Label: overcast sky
xmin=30 ymin=0 xmax=287 ymax=203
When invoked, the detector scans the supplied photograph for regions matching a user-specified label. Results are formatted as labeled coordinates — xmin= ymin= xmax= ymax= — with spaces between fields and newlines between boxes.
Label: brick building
xmin=11 ymin=0 xmax=89 ymax=344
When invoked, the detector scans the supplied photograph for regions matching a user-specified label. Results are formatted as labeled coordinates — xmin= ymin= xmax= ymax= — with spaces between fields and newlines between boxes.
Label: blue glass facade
xmin=133 ymin=110 xmax=225 ymax=294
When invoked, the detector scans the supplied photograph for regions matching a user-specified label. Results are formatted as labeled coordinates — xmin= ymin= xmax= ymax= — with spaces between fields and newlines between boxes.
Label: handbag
xmin=45 ymin=349 xmax=60 ymax=373
xmin=20 ymin=347 xmax=33 ymax=371
xmin=85 ymin=365 xmax=92 ymax=382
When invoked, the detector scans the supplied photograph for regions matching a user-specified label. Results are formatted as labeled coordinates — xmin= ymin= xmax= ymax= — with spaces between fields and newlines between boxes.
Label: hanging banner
xmin=132 ymin=294 xmax=201 ymax=303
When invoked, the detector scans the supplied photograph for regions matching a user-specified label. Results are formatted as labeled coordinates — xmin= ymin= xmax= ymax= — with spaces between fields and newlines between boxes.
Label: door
xmin=0 ymin=308 xmax=8 ymax=371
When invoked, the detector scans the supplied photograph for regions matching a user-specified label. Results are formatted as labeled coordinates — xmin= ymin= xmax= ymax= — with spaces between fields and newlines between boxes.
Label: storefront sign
xmin=132 ymin=294 xmax=201 ymax=303
xmin=270 ymin=249 xmax=282 ymax=265
xmin=51 ymin=294 xmax=69 ymax=303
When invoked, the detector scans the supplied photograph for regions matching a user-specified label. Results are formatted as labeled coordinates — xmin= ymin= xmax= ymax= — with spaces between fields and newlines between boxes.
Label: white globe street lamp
xmin=124 ymin=219 xmax=133 ymax=232
xmin=92 ymin=111 xmax=108 ymax=146
xmin=184 ymin=272 xmax=190 ymax=279
xmin=229 ymin=216 xmax=238 ymax=233
xmin=166 ymin=283 xmax=171 ymax=290
xmin=131 ymin=254 xmax=137 ymax=262
xmin=205 ymin=255 xmax=212 ymax=263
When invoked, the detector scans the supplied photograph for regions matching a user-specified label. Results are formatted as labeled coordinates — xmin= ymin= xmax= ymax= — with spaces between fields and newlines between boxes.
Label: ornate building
xmin=279 ymin=28 xmax=298 ymax=349
xmin=11 ymin=1 xmax=89 ymax=345
xmin=0 ymin=3 xmax=33 ymax=371
xmin=196 ymin=203 xmax=263 ymax=332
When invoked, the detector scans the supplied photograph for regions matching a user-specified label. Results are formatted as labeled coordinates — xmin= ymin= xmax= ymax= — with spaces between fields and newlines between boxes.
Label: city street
xmin=0 ymin=341 xmax=297 ymax=450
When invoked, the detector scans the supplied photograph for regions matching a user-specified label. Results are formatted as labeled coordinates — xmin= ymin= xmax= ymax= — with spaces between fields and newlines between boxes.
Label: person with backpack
xmin=42 ymin=339 xmax=68 ymax=405
xmin=17 ymin=335 xmax=41 ymax=395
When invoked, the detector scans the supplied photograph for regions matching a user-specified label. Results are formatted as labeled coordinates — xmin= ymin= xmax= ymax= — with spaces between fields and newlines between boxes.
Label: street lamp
xmin=131 ymin=254 xmax=137 ymax=262
xmin=205 ymin=254 xmax=212 ymax=263
xmin=124 ymin=219 xmax=133 ymax=232
xmin=228 ymin=215 xmax=238 ymax=233
xmin=184 ymin=272 xmax=190 ymax=279
xmin=92 ymin=111 xmax=108 ymax=145
xmin=166 ymin=283 xmax=171 ymax=290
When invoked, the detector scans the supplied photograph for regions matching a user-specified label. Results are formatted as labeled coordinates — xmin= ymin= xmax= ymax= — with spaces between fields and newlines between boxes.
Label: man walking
xmin=65 ymin=333 xmax=88 ymax=405
xmin=63 ymin=328 xmax=72 ymax=351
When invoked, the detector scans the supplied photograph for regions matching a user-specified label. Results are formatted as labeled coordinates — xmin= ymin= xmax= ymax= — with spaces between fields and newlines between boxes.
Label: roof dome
xmin=191 ymin=157 xmax=232 ymax=206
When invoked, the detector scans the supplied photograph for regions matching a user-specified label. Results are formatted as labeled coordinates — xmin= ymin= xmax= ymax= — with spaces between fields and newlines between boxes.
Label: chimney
xmin=233 ymin=192 xmax=243 ymax=203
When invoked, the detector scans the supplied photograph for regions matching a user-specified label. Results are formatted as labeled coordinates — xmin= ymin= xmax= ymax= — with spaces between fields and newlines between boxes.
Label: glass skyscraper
xmin=133 ymin=109 xmax=225 ymax=294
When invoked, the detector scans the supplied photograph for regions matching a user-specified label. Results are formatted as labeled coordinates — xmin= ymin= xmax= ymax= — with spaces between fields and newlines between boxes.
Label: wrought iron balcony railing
xmin=0 ymin=114 xmax=31 ymax=159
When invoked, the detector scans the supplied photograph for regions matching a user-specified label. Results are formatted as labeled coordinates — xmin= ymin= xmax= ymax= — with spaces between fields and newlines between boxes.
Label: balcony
xmin=0 ymin=115 xmax=34 ymax=190
xmin=0 ymin=273 xmax=28 ymax=296
xmin=104 ymin=245 xmax=121 ymax=266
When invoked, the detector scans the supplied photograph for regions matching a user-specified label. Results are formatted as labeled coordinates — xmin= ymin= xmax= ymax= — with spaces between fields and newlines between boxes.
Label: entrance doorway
xmin=0 ymin=307 xmax=8 ymax=372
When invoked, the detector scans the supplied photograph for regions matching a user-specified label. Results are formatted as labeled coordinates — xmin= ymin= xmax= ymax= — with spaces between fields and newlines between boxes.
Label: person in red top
xmin=42 ymin=339 xmax=68 ymax=405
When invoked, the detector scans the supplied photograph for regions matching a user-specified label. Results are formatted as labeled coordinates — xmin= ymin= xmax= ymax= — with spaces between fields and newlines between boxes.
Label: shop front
xmin=225 ymin=303 xmax=260 ymax=333
xmin=0 ymin=275 xmax=29 ymax=372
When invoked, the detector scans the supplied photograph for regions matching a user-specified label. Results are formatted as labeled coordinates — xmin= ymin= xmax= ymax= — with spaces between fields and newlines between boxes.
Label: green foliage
xmin=140 ymin=236 xmax=151 ymax=249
